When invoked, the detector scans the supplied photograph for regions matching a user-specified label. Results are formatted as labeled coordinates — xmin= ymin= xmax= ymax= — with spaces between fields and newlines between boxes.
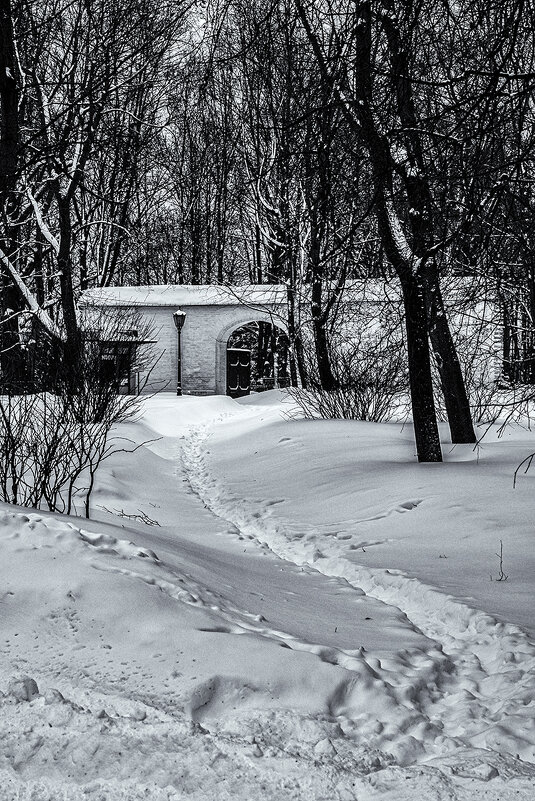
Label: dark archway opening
xmin=226 ymin=321 xmax=289 ymax=398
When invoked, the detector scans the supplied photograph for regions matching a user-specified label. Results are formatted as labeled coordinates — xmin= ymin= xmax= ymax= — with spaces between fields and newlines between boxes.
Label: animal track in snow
xmin=353 ymin=498 xmax=424 ymax=524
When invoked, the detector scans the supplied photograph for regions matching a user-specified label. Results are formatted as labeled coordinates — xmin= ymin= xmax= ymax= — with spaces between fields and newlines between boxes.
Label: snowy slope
xmin=1 ymin=392 xmax=535 ymax=800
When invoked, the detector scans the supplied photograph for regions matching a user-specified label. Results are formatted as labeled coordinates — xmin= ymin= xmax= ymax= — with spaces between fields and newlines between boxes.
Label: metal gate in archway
xmin=226 ymin=348 xmax=251 ymax=398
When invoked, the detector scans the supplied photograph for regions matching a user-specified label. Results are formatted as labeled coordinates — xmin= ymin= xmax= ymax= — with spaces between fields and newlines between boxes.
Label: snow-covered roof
xmin=79 ymin=284 xmax=287 ymax=308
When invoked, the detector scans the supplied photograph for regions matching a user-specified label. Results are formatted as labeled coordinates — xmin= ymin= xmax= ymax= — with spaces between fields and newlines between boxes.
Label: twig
xmin=99 ymin=506 xmax=161 ymax=526
xmin=492 ymin=539 xmax=508 ymax=581
xmin=513 ymin=452 xmax=534 ymax=488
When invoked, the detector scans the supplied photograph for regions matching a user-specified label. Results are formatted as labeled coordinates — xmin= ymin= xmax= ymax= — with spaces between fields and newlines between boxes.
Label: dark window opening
xmin=99 ymin=342 xmax=137 ymax=394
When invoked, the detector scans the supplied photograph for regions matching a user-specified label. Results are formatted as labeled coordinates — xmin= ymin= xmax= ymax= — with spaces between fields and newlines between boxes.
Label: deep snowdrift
xmin=1 ymin=392 xmax=535 ymax=800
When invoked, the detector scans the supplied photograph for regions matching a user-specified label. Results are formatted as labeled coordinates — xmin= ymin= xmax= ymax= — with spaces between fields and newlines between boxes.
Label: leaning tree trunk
xmin=425 ymin=275 xmax=476 ymax=443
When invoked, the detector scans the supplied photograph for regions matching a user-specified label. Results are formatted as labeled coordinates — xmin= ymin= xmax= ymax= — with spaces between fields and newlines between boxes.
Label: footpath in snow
xmin=1 ymin=391 xmax=535 ymax=800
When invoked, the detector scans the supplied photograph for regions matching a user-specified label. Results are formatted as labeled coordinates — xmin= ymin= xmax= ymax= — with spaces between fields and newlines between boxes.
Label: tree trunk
xmin=257 ymin=320 xmax=271 ymax=379
xmin=378 ymin=1 xmax=475 ymax=444
xmin=311 ymin=271 xmax=336 ymax=389
xmin=425 ymin=276 xmax=476 ymax=443
xmin=57 ymin=193 xmax=81 ymax=385
xmin=312 ymin=314 xmax=337 ymax=389
xmin=287 ymin=285 xmax=307 ymax=388
xmin=0 ymin=0 xmax=25 ymax=390
xmin=401 ymin=277 xmax=443 ymax=462
xmin=0 ymin=0 xmax=18 ymax=198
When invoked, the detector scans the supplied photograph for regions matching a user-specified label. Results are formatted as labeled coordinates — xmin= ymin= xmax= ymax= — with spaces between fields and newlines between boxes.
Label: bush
xmin=289 ymin=332 xmax=409 ymax=422
xmin=0 ymin=308 xmax=157 ymax=517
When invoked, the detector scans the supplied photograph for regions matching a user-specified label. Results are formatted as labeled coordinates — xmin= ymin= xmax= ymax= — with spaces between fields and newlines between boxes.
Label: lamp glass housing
xmin=173 ymin=310 xmax=186 ymax=330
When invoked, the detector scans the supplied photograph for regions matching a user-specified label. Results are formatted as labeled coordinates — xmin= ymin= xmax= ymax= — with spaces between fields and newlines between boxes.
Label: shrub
xmin=0 ymin=308 xmax=157 ymax=517
xmin=289 ymin=332 xmax=409 ymax=422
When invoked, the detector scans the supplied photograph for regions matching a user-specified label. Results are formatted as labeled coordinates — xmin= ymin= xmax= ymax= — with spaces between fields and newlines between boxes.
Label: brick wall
xmin=135 ymin=303 xmax=286 ymax=395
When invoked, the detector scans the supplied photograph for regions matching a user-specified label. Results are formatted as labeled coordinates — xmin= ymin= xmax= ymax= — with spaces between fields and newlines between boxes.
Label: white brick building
xmin=79 ymin=285 xmax=288 ymax=395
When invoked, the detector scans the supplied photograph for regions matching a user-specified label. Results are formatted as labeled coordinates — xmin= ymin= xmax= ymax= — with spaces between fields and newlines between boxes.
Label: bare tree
xmin=1 ymin=0 xmax=191 ymax=387
xmin=294 ymin=0 xmax=444 ymax=460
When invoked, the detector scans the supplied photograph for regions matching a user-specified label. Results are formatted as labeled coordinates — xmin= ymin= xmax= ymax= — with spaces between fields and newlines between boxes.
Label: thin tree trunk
xmin=57 ymin=193 xmax=81 ymax=384
xmin=257 ymin=320 xmax=270 ymax=379
xmin=287 ymin=285 xmax=307 ymax=388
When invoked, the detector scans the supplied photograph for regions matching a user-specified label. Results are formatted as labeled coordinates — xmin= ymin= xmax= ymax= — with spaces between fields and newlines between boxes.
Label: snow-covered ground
xmin=1 ymin=391 xmax=535 ymax=800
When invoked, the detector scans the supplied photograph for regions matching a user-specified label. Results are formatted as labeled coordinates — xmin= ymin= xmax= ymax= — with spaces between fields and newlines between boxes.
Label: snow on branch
xmin=25 ymin=186 xmax=60 ymax=254
xmin=0 ymin=246 xmax=64 ymax=342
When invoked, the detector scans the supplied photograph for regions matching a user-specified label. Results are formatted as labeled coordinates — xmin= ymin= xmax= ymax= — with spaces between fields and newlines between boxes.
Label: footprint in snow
xmin=397 ymin=499 xmax=423 ymax=512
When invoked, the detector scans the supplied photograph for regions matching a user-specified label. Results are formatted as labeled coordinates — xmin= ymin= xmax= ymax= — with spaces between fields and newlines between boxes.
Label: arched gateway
xmin=219 ymin=320 xmax=290 ymax=398
xmin=79 ymin=285 xmax=288 ymax=396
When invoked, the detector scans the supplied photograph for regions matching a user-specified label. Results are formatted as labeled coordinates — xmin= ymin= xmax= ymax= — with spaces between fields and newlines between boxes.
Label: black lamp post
xmin=172 ymin=309 xmax=186 ymax=396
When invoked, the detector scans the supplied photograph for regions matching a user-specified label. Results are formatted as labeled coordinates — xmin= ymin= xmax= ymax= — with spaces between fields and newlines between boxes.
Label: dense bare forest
xmin=1 ymin=0 xmax=535 ymax=461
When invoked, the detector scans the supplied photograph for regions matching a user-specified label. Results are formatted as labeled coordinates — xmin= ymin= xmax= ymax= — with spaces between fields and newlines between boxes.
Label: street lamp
xmin=172 ymin=309 xmax=186 ymax=396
